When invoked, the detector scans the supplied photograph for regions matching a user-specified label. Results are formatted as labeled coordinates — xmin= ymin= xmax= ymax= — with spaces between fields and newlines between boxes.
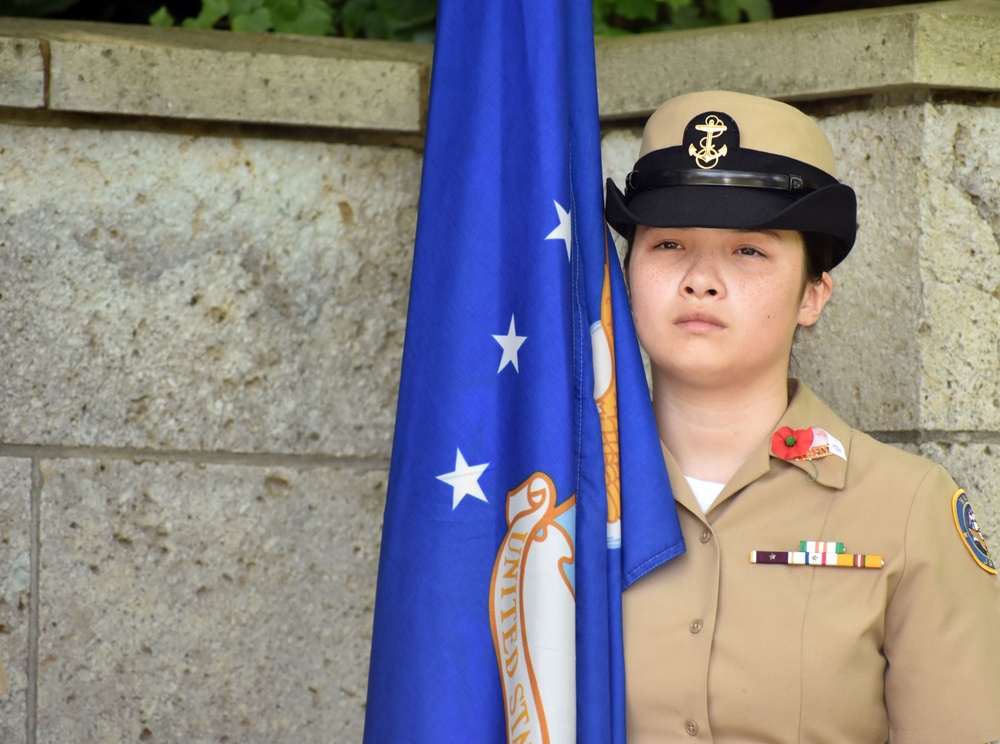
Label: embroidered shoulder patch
xmin=952 ymin=489 xmax=997 ymax=575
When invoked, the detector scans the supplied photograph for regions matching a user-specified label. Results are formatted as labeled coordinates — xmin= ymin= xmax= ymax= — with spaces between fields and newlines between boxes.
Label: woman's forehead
xmin=636 ymin=226 xmax=799 ymax=242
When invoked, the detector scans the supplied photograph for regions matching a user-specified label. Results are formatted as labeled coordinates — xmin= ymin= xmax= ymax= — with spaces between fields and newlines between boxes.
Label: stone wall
xmin=0 ymin=1 xmax=998 ymax=741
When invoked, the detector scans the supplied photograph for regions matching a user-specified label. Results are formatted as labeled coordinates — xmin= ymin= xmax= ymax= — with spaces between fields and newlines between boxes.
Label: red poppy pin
xmin=771 ymin=426 xmax=815 ymax=460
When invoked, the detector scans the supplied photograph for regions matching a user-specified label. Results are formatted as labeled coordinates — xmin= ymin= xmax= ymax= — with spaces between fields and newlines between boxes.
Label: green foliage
xmin=339 ymin=0 xmax=435 ymax=41
xmin=149 ymin=0 xmax=771 ymax=39
xmin=151 ymin=0 xmax=334 ymax=36
xmin=594 ymin=0 xmax=772 ymax=34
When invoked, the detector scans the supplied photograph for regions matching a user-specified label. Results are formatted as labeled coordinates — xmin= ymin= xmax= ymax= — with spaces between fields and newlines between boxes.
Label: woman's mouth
xmin=674 ymin=312 xmax=726 ymax=332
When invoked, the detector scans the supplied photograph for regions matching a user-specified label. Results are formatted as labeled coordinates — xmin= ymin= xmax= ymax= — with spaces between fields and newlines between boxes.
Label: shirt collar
xmin=666 ymin=381 xmax=852 ymax=518
xmin=765 ymin=379 xmax=851 ymax=490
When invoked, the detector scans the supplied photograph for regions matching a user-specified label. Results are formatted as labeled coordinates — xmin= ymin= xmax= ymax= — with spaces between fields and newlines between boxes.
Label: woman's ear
xmin=798 ymin=271 xmax=834 ymax=327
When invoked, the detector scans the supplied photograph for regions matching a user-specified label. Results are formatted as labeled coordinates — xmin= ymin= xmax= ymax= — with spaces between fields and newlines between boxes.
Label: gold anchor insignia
xmin=688 ymin=114 xmax=729 ymax=169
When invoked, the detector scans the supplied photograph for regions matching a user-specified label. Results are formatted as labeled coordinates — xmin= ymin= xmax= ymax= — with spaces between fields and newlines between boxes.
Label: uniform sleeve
xmin=884 ymin=464 xmax=1000 ymax=744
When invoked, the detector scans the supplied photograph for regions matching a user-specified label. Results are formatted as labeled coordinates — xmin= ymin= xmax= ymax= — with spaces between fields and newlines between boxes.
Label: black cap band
xmin=626 ymin=168 xmax=828 ymax=194
xmin=606 ymin=144 xmax=856 ymax=267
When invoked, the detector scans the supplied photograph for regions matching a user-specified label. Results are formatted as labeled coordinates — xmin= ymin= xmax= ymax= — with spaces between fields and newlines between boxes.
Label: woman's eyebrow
xmin=734 ymin=228 xmax=781 ymax=239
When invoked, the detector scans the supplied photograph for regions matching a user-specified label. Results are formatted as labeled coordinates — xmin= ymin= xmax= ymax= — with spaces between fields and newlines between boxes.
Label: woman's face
xmin=627 ymin=226 xmax=833 ymax=391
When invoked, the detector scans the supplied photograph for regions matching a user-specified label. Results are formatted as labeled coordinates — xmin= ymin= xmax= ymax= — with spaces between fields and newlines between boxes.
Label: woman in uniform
xmin=604 ymin=90 xmax=1000 ymax=744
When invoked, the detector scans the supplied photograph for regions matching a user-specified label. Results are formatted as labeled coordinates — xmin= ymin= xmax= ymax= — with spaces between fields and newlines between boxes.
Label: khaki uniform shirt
xmin=624 ymin=381 xmax=1000 ymax=744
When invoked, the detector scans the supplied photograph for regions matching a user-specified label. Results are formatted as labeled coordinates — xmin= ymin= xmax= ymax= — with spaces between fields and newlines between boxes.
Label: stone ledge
xmin=596 ymin=0 xmax=1000 ymax=119
xmin=0 ymin=0 xmax=997 ymax=132
xmin=0 ymin=18 xmax=431 ymax=132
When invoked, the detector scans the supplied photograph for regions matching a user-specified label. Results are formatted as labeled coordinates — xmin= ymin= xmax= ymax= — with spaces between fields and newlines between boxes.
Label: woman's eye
xmin=655 ymin=241 xmax=681 ymax=251
xmin=737 ymin=246 xmax=763 ymax=257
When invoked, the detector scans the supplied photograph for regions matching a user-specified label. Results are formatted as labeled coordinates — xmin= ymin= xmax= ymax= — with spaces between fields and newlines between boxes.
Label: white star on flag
xmin=492 ymin=315 xmax=527 ymax=373
xmin=437 ymin=449 xmax=490 ymax=509
xmin=545 ymin=200 xmax=572 ymax=261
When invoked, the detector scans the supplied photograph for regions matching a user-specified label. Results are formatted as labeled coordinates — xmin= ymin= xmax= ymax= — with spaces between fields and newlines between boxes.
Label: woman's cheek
xmin=631 ymin=297 xmax=664 ymax=357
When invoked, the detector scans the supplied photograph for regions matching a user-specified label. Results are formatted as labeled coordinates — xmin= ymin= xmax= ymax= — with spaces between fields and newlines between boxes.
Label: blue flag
xmin=363 ymin=1 xmax=685 ymax=741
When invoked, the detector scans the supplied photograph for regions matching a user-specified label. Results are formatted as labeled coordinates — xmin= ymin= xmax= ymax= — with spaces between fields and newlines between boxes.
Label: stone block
xmin=911 ymin=0 xmax=1000 ymax=92
xmin=796 ymin=106 xmax=927 ymax=432
xmin=38 ymin=457 xmax=385 ymax=743
xmin=918 ymin=102 xmax=1000 ymax=432
xmin=595 ymin=0 xmax=1000 ymax=121
xmin=921 ymin=281 xmax=1000 ymax=431
xmin=0 ymin=457 xmax=32 ymax=744
xmin=0 ymin=123 xmax=420 ymax=457
xmin=0 ymin=34 xmax=45 ymax=109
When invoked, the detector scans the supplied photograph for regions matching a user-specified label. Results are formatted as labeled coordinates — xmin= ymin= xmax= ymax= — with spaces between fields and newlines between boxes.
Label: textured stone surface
xmin=595 ymin=0 xmax=1000 ymax=120
xmin=0 ymin=124 xmax=419 ymax=457
xmin=918 ymin=102 xmax=1000 ymax=431
xmin=38 ymin=458 xmax=384 ymax=743
xmin=796 ymin=106 xmax=927 ymax=432
xmin=803 ymin=102 xmax=1000 ymax=434
xmin=0 ymin=34 xmax=44 ymax=109
xmin=0 ymin=458 xmax=31 ymax=744
xmin=911 ymin=0 xmax=1000 ymax=91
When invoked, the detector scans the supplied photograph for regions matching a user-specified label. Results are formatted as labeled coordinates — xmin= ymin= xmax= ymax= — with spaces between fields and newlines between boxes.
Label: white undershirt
xmin=685 ymin=476 xmax=726 ymax=514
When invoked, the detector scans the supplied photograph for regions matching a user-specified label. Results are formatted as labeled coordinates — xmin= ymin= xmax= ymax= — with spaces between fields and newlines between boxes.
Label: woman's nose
xmin=682 ymin=255 xmax=723 ymax=298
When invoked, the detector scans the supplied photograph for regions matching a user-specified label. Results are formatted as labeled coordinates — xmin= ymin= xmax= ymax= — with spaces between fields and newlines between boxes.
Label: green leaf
xmin=275 ymin=4 xmax=334 ymax=35
xmin=717 ymin=0 xmax=740 ymax=24
xmin=341 ymin=0 xmax=371 ymax=36
xmin=592 ymin=0 xmax=615 ymax=20
xmin=361 ymin=8 xmax=388 ymax=38
xmin=375 ymin=0 xmax=435 ymax=32
xmin=181 ymin=0 xmax=229 ymax=28
xmin=612 ymin=0 xmax=659 ymax=22
xmin=737 ymin=0 xmax=772 ymax=21
xmin=266 ymin=0 xmax=301 ymax=23
xmin=592 ymin=17 xmax=612 ymax=35
xmin=149 ymin=6 xmax=175 ymax=26
xmin=669 ymin=3 xmax=711 ymax=28
xmin=593 ymin=22 xmax=633 ymax=37
xmin=386 ymin=18 xmax=432 ymax=41
xmin=231 ymin=6 xmax=273 ymax=31
xmin=663 ymin=0 xmax=692 ymax=11
xmin=228 ymin=0 xmax=265 ymax=16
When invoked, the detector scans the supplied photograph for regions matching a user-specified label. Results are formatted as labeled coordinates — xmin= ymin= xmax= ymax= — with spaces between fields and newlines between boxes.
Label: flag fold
xmin=364 ymin=3 xmax=685 ymax=741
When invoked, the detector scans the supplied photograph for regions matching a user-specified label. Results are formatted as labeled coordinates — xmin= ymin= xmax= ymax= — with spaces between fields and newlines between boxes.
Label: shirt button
xmin=689 ymin=619 xmax=703 ymax=634
xmin=686 ymin=719 xmax=699 ymax=736
xmin=700 ymin=529 xmax=712 ymax=544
